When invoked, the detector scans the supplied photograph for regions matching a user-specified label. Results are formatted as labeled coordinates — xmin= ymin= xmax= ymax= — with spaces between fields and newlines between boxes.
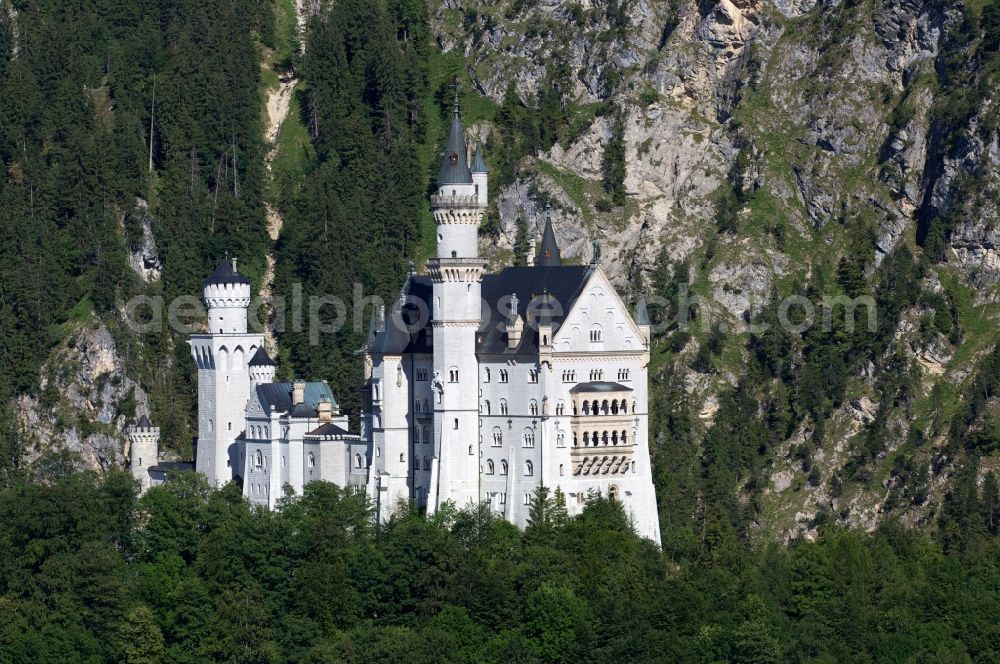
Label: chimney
xmin=506 ymin=294 xmax=524 ymax=349
xmin=292 ymin=380 xmax=305 ymax=406
xmin=317 ymin=399 xmax=332 ymax=422
xmin=527 ymin=237 xmax=536 ymax=267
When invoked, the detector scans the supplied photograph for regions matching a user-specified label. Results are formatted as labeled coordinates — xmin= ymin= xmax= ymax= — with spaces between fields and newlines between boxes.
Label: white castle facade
xmin=129 ymin=106 xmax=661 ymax=544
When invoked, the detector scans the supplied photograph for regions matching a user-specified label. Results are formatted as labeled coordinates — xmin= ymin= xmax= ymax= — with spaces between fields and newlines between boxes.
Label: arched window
xmin=484 ymin=368 xmax=491 ymax=382
xmin=609 ymin=485 xmax=619 ymax=502
xmin=621 ymin=399 xmax=628 ymax=414
xmin=557 ymin=432 xmax=565 ymax=448
xmin=492 ymin=428 xmax=503 ymax=446
xmin=500 ymin=460 xmax=508 ymax=475
xmin=523 ymin=430 xmax=535 ymax=448
xmin=528 ymin=369 xmax=539 ymax=383
xmin=483 ymin=400 xmax=491 ymax=415
xmin=414 ymin=457 xmax=420 ymax=470
xmin=556 ymin=401 xmax=565 ymax=416
xmin=622 ymin=430 xmax=628 ymax=445
xmin=399 ymin=453 xmax=405 ymax=463
xmin=559 ymin=464 xmax=564 ymax=476
xmin=355 ymin=453 xmax=363 ymax=468
xmin=573 ymin=432 xmax=578 ymax=447
xmin=589 ymin=325 xmax=603 ymax=343
xmin=415 ymin=400 xmax=421 ymax=412
xmin=529 ymin=399 xmax=538 ymax=416
xmin=611 ymin=400 xmax=619 ymax=414
xmin=601 ymin=400 xmax=609 ymax=415
xmin=524 ymin=461 xmax=533 ymax=476
xmin=583 ymin=401 xmax=591 ymax=416
xmin=449 ymin=367 xmax=459 ymax=382
xmin=376 ymin=446 xmax=381 ymax=457
xmin=499 ymin=369 xmax=508 ymax=383
xmin=486 ymin=459 xmax=494 ymax=475
xmin=612 ymin=431 xmax=619 ymax=445
xmin=254 ymin=450 xmax=264 ymax=469
xmin=423 ymin=427 xmax=430 ymax=443
xmin=499 ymin=399 xmax=508 ymax=415
xmin=583 ymin=432 xmax=590 ymax=446
xmin=424 ymin=457 xmax=431 ymax=470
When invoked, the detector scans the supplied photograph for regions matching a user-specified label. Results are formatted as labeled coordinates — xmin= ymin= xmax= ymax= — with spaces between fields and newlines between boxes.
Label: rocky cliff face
xmin=15 ymin=322 xmax=150 ymax=476
xmin=433 ymin=0 xmax=999 ymax=539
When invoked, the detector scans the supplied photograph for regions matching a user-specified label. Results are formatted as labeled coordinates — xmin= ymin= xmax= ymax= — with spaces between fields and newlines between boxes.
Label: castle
xmin=130 ymin=104 xmax=661 ymax=544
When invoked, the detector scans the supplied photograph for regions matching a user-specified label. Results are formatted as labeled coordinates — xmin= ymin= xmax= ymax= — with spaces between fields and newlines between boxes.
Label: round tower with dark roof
xmin=129 ymin=414 xmax=159 ymax=493
xmin=190 ymin=257 xmax=264 ymax=487
xmin=203 ymin=257 xmax=252 ymax=334
xmin=424 ymin=93 xmax=486 ymax=514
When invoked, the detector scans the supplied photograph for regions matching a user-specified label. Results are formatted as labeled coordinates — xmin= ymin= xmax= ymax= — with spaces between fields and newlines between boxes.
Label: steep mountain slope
xmin=430 ymin=0 xmax=1000 ymax=543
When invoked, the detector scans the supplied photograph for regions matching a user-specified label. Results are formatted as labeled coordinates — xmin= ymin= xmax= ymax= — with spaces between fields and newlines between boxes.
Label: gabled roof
xmin=248 ymin=346 xmax=276 ymax=367
xmin=203 ymin=258 xmax=251 ymax=287
xmin=536 ymin=218 xmax=562 ymax=267
xmin=254 ymin=382 xmax=337 ymax=416
xmin=471 ymin=144 xmax=487 ymax=173
xmin=569 ymin=381 xmax=633 ymax=394
xmin=368 ymin=265 xmax=594 ymax=357
xmin=437 ymin=106 xmax=473 ymax=186
xmin=305 ymin=422 xmax=353 ymax=438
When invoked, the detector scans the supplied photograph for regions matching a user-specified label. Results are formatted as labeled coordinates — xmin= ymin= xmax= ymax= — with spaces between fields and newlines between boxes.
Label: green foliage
xmin=601 ymin=108 xmax=627 ymax=205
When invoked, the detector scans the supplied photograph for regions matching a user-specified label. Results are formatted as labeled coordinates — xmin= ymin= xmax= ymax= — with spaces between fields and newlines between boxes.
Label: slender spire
xmin=437 ymin=84 xmax=472 ymax=186
xmin=635 ymin=296 xmax=651 ymax=326
xmin=536 ymin=216 xmax=562 ymax=267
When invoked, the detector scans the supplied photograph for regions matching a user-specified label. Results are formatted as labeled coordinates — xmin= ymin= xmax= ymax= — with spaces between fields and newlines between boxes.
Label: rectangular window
xmin=415 ymin=369 xmax=428 ymax=381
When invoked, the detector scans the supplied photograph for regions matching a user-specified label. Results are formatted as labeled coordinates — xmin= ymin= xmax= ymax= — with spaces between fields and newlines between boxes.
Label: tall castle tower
xmin=190 ymin=258 xmax=264 ymax=486
xmin=128 ymin=414 xmax=159 ymax=493
xmin=426 ymin=98 xmax=487 ymax=513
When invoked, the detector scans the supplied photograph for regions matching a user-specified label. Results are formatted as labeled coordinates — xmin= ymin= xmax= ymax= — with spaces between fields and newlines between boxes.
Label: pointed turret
xmin=249 ymin=346 xmax=276 ymax=387
xmin=437 ymin=95 xmax=473 ymax=186
xmin=248 ymin=346 xmax=276 ymax=367
xmin=471 ymin=144 xmax=487 ymax=173
xmin=471 ymin=143 xmax=488 ymax=206
xmin=536 ymin=217 xmax=562 ymax=267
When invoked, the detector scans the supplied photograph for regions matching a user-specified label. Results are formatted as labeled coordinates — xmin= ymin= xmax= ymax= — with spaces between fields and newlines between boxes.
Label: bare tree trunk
xmin=148 ymin=76 xmax=156 ymax=172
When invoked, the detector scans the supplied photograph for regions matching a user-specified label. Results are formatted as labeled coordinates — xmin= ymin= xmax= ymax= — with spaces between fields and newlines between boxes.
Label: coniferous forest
xmin=1 ymin=0 xmax=999 ymax=661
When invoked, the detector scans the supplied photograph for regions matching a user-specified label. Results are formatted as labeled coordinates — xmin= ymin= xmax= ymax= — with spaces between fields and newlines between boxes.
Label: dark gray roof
xmin=569 ymin=381 xmax=633 ymax=394
xmin=536 ymin=218 xmax=562 ymax=267
xmin=306 ymin=422 xmax=352 ymax=437
xmin=368 ymin=265 xmax=594 ymax=357
xmin=203 ymin=258 xmax=251 ymax=287
xmin=255 ymin=382 xmax=337 ymax=416
xmin=148 ymin=461 xmax=194 ymax=473
xmin=136 ymin=414 xmax=152 ymax=428
xmin=249 ymin=346 xmax=276 ymax=367
xmin=471 ymin=144 xmax=487 ymax=173
xmin=635 ymin=296 xmax=651 ymax=326
xmin=437 ymin=109 xmax=472 ymax=185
